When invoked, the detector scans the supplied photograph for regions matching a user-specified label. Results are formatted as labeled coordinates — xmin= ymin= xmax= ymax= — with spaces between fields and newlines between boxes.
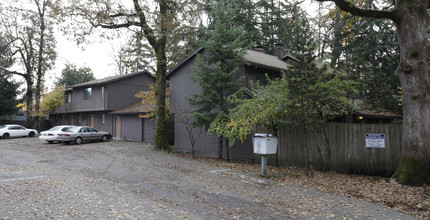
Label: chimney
xmin=252 ymin=45 xmax=265 ymax=53
xmin=273 ymin=43 xmax=285 ymax=58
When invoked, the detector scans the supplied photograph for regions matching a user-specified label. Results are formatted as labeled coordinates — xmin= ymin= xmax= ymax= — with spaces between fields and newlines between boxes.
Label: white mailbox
xmin=253 ymin=133 xmax=278 ymax=155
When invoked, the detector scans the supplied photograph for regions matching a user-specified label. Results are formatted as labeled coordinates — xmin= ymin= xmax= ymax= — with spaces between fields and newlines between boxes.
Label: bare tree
xmin=175 ymin=106 xmax=203 ymax=157
xmin=64 ymin=0 xmax=202 ymax=150
xmin=0 ymin=0 xmax=57 ymax=129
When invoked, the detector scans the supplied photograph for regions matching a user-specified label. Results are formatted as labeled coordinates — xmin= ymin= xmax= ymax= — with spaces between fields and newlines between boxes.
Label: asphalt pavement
xmin=0 ymin=138 xmax=417 ymax=219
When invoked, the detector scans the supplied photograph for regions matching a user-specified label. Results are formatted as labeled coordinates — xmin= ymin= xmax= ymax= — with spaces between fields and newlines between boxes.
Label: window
xmin=100 ymin=114 xmax=105 ymax=124
xmin=101 ymin=86 xmax=105 ymax=102
xmin=65 ymin=93 xmax=72 ymax=103
xmin=88 ymin=127 xmax=98 ymax=132
xmin=9 ymin=126 xmax=24 ymax=130
xmin=84 ymin=88 xmax=92 ymax=100
xmin=255 ymin=74 xmax=267 ymax=85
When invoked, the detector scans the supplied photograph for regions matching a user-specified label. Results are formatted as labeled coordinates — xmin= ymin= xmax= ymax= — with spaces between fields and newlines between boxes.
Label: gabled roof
xmin=242 ymin=50 xmax=289 ymax=71
xmin=167 ymin=47 xmax=203 ymax=78
xmin=167 ymin=48 xmax=293 ymax=78
xmin=70 ymin=70 xmax=154 ymax=89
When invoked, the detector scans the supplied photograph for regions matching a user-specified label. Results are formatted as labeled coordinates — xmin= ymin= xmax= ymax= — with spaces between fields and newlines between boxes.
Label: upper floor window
xmin=84 ymin=88 xmax=92 ymax=100
xmin=101 ymin=86 xmax=105 ymax=102
xmin=65 ymin=93 xmax=72 ymax=103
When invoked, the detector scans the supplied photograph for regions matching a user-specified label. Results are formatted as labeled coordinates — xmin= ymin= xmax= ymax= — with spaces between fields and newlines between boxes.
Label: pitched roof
xmin=167 ymin=47 xmax=203 ymax=78
xmin=354 ymin=99 xmax=400 ymax=118
xmin=242 ymin=50 xmax=289 ymax=71
xmin=70 ymin=70 xmax=154 ymax=89
xmin=167 ymin=47 xmax=292 ymax=78
xmin=110 ymin=102 xmax=155 ymax=114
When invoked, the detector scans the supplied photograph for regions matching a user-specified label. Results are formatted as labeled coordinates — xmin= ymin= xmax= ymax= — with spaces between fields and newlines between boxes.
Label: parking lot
xmin=0 ymin=137 xmax=416 ymax=219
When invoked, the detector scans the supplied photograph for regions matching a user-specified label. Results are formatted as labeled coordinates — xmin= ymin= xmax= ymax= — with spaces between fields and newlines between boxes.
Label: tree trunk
xmin=225 ymin=138 xmax=230 ymax=162
xmin=25 ymin=73 xmax=33 ymax=128
xmin=35 ymin=8 xmax=46 ymax=132
xmin=330 ymin=11 xmax=343 ymax=68
xmin=218 ymin=136 xmax=223 ymax=159
xmin=392 ymin=1 xmax=430 ymax=185
xmin=153 ymin=0 xmax=170 ymax=151
xmin=154 ymin=43 xmax=169 ymax=150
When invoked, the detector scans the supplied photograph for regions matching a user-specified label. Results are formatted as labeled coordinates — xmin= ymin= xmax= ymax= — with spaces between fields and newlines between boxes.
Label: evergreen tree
xmin=0 ymin=78 xmax=19 ymax=117
xmin=0 ymin=37 xmax=13 ymax=74
xmin=0 ymin=36 xmax=19 ymax=117
xmin=56 ymin=63 xmax=95 ymax=87
xmin=210 ymin=34 xmax=357 ymax=174
xmin=325 ymin=3 xmax=401 ymax=115
xmin=187 ymin=0 xmax=250 ymax=161
xmin=317 ymin=0 xmax=430 ymax=185
xmin=340 ymin=17 xmax=401 ymax=115
xmin=253 ymin=1 xmax=313 ymax=55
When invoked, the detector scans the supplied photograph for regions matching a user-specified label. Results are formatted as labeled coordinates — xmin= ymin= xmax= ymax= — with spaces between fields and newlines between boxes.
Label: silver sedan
xmin=57 ymin=126 xmax=111 ymax=145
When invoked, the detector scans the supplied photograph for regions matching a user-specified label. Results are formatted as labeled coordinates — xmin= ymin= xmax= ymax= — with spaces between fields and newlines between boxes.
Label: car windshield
xmin=64 ymin=127 xmax=79 ymax=132
xmin=0 ymin=126 xmax=5 ymax=129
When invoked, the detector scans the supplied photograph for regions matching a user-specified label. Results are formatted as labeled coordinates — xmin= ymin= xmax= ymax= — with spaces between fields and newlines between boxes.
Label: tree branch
xmin=132 ymin=0 xmax=157 ymax=48
xmin=98 ymin=22 xmax=141 ymax=29
xmin=0 ymin=68 xmax=26 ymax=78
xmin=109 ymin=12 xmax=138 ymax=18
xmin=317 ymin=0 xmax=397 ymax=20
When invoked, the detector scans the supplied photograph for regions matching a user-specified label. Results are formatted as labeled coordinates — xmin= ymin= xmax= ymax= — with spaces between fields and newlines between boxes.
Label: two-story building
xmin=167 ymin=44 xmax=298 ymax=159
xmin=50 ymin=70 xmax=156 ymax=142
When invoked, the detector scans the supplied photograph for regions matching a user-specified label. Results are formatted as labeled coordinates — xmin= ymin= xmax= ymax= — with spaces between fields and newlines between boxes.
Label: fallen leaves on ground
xmin=173 ymin=152 xmax=430 ymax=219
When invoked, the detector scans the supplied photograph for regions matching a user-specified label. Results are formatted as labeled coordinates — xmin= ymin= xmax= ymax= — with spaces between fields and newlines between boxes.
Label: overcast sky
xmin=44 ymin=31 xmax=128 ymax=91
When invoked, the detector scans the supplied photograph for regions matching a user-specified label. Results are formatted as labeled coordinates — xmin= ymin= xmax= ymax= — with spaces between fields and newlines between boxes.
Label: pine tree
xmin=187 ymin=0 xmax=250 ymax=161
xmin=0 ymin=78 xmax=19 ymax=117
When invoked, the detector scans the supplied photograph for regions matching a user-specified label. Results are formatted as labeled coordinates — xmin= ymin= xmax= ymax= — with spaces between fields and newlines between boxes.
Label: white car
xmin=39 ymin=125 xmax=76 ymax=144
xmin=0 ymin=124 xmax=38 ymax=139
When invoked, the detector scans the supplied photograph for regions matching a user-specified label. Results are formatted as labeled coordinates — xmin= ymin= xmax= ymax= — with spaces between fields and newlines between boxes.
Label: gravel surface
xmin=0 ymin=137 xmax=418 ymax=219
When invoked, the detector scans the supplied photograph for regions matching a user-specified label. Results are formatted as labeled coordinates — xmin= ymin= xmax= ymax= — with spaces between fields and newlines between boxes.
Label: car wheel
xmin=101 ymin=135 xmax=107 ymax=142
xmin=75 ymin=137 xmax=82 ymax=145
xmin=2 ymin=133 xmax=9 ymax=139
xmin=28 ymin=131 xmax=35 ymax=137
xmin=47 ymin=141 xmax=54 ymax=144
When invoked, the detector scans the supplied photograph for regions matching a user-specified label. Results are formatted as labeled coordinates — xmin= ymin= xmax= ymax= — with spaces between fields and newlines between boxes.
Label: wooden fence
xmin=276 ymin=123 xmax=402 ymax=176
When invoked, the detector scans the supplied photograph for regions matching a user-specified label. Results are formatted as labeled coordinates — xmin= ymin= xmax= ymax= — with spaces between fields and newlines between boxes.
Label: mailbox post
xmin=253 ymin=133 xmax=278 ymax=176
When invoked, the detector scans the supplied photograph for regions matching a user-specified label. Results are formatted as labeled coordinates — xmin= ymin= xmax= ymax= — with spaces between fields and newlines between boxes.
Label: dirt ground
xmin=0 ymin=137 xmax=423 ymax=219
xmin=174 ymin=153 xmax=430 ymax=219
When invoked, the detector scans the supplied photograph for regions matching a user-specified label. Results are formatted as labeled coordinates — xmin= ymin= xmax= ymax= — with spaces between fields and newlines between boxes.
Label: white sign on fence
xmin=365 ymin=133 xmax=385 ymax=148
